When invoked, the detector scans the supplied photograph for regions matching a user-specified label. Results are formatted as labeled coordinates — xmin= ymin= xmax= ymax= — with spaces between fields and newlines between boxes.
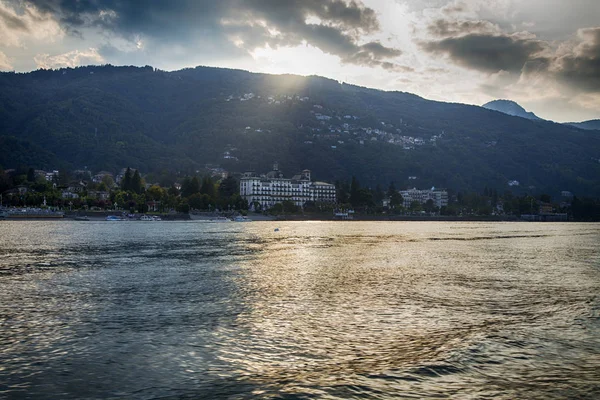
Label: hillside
xmin=567 ymin=120 xmax=600 ymax=131
xmin=482 ymin=100 xmax=541 ymax=120
xmin=1 ymin=65 xmax=599 ymax=196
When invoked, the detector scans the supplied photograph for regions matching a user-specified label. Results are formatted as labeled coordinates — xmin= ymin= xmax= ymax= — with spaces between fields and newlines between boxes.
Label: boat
xmin=233 ymin=216 xmax=252 ymax=222
xmin=209 ymin=216 xmax=231 ymax=222
xmin=140 ymin=215 xmax=153 ymax=221
xmin=105 ymin=215 xmax=125 ymax=221
xmin=73 ymin=215 xmax=90 ymax=221
xmin=152 ymin=215 xmax=162 ymax=221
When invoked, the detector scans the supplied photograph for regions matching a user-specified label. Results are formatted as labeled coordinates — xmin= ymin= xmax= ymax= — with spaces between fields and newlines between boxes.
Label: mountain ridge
xmin=566 ymin=119 xmax=600 ymax=131
xmin=0 ymin=65 xmax=599 ymax=196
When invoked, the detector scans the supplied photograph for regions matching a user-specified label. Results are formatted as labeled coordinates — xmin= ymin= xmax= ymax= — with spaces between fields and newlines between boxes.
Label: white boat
xmin=152 ymin=215 xmax=162 ymax=221
xmin=106 ymin=215 xmax=124 ymax=221
xmin=209 ymin=216 xmax=231 ymax=222
xmin=233 ymin=216 xmax=252 ymax=222
xmin=140 ymin=215 xmax=153 ymax=221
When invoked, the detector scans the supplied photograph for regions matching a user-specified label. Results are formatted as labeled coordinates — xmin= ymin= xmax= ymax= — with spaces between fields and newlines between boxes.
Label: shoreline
xmin=0 ymin=211 xmax=581 ymax=222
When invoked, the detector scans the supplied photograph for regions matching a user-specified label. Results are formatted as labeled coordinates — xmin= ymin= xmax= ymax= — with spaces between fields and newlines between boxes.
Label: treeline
xmin=0 ymin=165 xmax=247 ymax=214
xmin=2 ymin=166 xmax=600 ymax=220
xmin=331 ymin=177 xmax=600 ymax=220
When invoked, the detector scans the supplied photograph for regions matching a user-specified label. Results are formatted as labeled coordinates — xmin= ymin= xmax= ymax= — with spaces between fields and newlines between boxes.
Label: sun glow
xmin=250 ymin=43 xmax=345 ymax=78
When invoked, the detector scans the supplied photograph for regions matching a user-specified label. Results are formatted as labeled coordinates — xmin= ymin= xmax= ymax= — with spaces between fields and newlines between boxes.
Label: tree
xmin=373 ymin=184 xmax=384 ymax=204
xmin=168 ymin=184 xmax=179 ymax=197
xmin=336 ymin=180 xmax=350 ymax=204
xmin=410 ymin=200 xmax=422 ymax=212
xmin=388 ymin=182 xmax=403 ymax=208
xmin=27 ymin=167 xmax=35 ymax=182
xmin=131 ymin=170 xmax=143 ymax=194
xmin=270 ymin=203 xmax=284 ymax=214
xmin=188 ymin=193 xmax=207 ymax=210
xmin=147 ymin=185 xmax=165 ymax=201
xmin=356 ymin=188 xmax=374 ymax=208
xmin=230 ymin=194 xmax=248 ymax=210
xmin=349 ymin=176 xmax=361 ymax=206
xmin=218 ymin=176 xmax=238 ymax=199
xmin=181 ymin=176 xmax=200 ymax=198
xmin=424 ymin=199 xmax=436 ymax=213
xmin=571 ymin=197 xmax=600 ymax=221
xmin=176 ymin=200 xmax=190 ymax=213
xmin=387 ymin=182 xmax=397 ymax=198
xmin=102 ymin=174 xmax=115 ymax=189
xmin=134 ymin=193 xmax=147 ymax=213
xmin=122 ymin=167 xmax=132 ymax=191
xmin=190 ymin=176 xmax=201 ymax=196
xmin=200 ymin=176 xmax=216 ymax=198
xmin=282 ymin=200 xmax=299 ymax=213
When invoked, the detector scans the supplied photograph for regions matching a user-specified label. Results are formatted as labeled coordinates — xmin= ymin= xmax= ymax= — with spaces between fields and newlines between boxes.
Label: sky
xmin=0 ymin=0 xmax=598 ymax=122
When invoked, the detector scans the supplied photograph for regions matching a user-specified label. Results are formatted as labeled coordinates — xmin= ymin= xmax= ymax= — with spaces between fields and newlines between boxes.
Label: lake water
xmin=1 ymin=221 xmax=599 ymax=399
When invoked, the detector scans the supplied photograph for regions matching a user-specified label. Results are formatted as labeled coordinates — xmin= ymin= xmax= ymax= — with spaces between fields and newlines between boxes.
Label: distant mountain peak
xmin=482 ymin=99 xmax=541 ymax=121
xmin=566 ymin=119 xmax=600 ymax=131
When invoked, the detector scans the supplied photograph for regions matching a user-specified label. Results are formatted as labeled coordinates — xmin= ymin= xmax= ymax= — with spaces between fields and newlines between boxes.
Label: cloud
xmin=0 ymin=5 xmax=28 ymax=31
xmin=220 ymin=0 xmax=402 ymax=69
xmin=0 ymin=1 xmax=63 ymax=47
xmin=16 ymin=0 xmax=401 ymax=69
xmin=0 ymin=49 xmax=12 ymax=69
xmin=422 ymin=33 xmax=547 ymax=73
xmin=34 ymin=48 xmax=104 ymax=69
xmin=427 ymin=19 xmax=500 ymax=36
xmin=421 ymin=16 xmax=600 ymax=92
xmin=549 ymin=27 xmax=600 ymax=92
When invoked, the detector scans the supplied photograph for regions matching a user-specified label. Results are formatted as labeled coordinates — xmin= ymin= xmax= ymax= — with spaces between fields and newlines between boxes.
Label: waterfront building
xmin=240 ymin=163 xmax=336 ymax=210
xmin=399 ymin=187 xmax=449 ymax=209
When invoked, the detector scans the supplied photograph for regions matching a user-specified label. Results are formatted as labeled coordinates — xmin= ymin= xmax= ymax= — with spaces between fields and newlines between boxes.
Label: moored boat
xmin=209 ymin=216 xmax=231 ymax=222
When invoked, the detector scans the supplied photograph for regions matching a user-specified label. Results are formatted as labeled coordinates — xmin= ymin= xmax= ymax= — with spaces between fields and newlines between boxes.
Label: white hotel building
xmin=240 ymin=164 xmax=336 ymax=209
xmin=400 ymin=187 xmax=449 ymax=209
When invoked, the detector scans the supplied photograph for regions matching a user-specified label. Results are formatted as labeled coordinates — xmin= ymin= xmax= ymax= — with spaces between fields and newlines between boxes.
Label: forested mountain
xmin=566 ymin=120 xmax=600 ymax=131
xmin=482 ymin=100 xmax=541 ymax=120
xmin=1 ymin=65 xmax=599 ymax=196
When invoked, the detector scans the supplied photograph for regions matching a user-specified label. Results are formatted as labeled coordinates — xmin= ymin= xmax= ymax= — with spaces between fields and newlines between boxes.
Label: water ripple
xmin=0 ymin=221 xmax=599 ymax=399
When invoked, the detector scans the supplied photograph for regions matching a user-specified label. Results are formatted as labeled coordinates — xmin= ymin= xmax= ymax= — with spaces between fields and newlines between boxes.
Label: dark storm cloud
xmin=422 ymin=33 xmax=547 ymax=73
xmin=18 ymin=0 xmax=227 ymax=38
xmin=16 ymin=0 xmax=401 ymax=69
xmin=548 ymin=28 xmax=600 ymax=92
xmin=422 ymin=13 xmax=600 ymax=94
xmin=240 ymin=0 xmax=379 ymax=32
